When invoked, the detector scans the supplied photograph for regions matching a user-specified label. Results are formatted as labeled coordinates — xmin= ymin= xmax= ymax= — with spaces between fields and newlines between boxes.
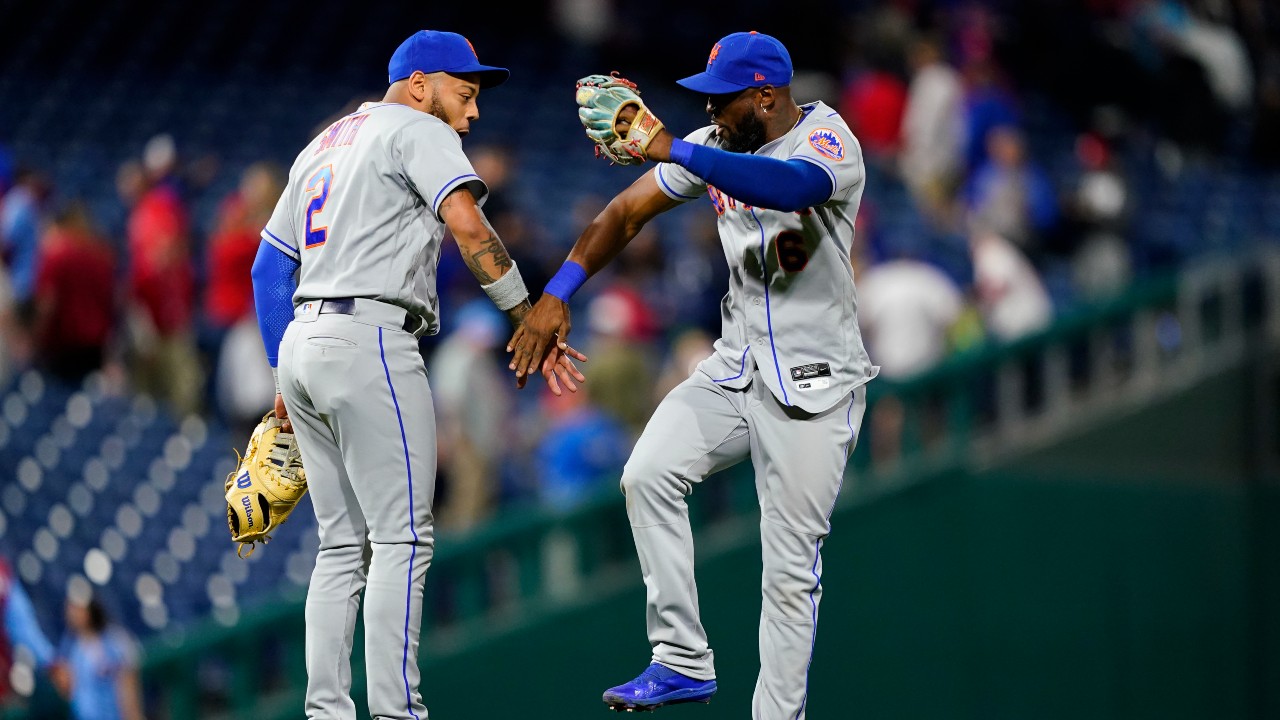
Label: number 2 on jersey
xmin=304 ymin=165 xmax=334 ymax=249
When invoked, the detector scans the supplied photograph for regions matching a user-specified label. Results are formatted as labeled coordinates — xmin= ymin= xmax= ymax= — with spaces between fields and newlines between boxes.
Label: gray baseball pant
xmin=621 ymin=369 xmax=867 ymax=720
xmin=279 ymin=299 xmax=435 ymax=720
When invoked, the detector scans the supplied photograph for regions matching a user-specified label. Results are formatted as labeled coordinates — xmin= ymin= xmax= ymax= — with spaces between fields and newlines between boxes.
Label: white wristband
xmin=482 ymin=261 xmax=530 ymax=311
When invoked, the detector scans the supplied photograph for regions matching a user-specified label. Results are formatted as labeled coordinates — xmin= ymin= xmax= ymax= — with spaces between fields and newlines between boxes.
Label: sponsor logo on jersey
xmin=808 ymin=128 xmax=845 ymax=161
xmin=708 ymin=43 xmax=722 ymax=67
xmin=797 ymin=378 xmax=831 ymax=391
xmin=790 ymin=362 xmax=833 ymax=380
xmin=241 ymin=495 xmax=255 ymax=528
xmin=236 ymin=471 xmax=252 ymax=490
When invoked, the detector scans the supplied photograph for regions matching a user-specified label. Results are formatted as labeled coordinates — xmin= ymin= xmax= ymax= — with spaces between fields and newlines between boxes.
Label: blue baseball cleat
xmin=603 ymin=663 xmax=717 ymax=712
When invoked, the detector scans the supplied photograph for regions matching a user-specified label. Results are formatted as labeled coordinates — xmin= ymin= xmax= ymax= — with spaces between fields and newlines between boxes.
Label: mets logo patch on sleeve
xmin=808 ymin=128 xmax=845 ymax=161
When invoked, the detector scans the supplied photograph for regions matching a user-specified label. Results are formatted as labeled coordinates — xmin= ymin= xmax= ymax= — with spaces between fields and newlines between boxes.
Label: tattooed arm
xmin=438 ymin=186 xmax=532 ymax=327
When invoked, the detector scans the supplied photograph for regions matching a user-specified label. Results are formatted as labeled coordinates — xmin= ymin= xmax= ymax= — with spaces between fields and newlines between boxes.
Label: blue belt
xmin=315 ymin=298 xmax=425 ymax=336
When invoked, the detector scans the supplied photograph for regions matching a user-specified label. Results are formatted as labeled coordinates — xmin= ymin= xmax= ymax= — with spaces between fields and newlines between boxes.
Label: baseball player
xmin=510 ymin=31 xmax=877 ymax=717
xmin=250 ymin=30 xmax=584 ymax=719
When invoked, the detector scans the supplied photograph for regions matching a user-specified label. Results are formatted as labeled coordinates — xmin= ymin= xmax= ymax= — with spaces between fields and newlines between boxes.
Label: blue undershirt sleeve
xmin=251 ymin=240 xmax=300 ymax=368
xmin=669 ymin=138 xmax=834 ymax=212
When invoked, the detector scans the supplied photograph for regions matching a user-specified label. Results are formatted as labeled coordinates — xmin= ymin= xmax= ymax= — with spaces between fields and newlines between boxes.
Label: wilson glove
xmin=225 ymin=411 xmax=308 ymax=557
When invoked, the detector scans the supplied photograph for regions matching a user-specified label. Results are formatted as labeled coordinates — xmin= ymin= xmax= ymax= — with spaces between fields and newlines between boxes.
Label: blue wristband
xmin=545 ymin=260 xmax=589 ymax=302
xmin=669 ymin=137 xmax=695 ymax=167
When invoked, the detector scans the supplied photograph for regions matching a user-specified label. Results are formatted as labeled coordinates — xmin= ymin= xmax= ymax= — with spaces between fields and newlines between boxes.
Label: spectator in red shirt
xmin=120 ymin=135 xmax=201 ymax=414
xmin=204 ymin=162 xmax=285 ymax=427
xmin=32 ymin=203 xmax=116 ymax=383
xmin=204 ymin=162 xmax=285 ymax=330
xmin=840 ymin=63 xmax=908 ymax=161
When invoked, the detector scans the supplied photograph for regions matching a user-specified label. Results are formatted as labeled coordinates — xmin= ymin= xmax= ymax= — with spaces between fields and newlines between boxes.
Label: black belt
xmin=315 ymin=298 xmax=425 ymax=336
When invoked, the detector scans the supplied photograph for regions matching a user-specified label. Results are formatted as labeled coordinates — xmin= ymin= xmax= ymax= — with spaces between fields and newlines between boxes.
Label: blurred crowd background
xmin=0 ymin=0 xmax=1277 ymax=716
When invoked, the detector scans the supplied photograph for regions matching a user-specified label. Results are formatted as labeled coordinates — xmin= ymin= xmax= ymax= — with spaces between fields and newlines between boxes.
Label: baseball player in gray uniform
xmin=250 ymin=30 xmax=583 ymax=720
xmin=511 ymin=31 xmax=877 ymax=717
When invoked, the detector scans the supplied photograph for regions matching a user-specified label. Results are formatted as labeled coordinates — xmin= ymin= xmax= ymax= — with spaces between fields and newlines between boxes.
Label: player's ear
xmin=407 ymin=71 xmax=430 ymax=103
xmin=757 ymin=86 xmax=776 ymax=114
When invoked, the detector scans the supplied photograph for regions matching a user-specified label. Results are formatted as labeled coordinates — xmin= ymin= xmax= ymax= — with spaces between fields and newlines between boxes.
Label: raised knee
xmin=620 ymin=456 xmax=681 ymax=498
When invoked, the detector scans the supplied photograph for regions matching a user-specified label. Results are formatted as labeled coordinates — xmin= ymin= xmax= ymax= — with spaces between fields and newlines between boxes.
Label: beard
xmin=717 ymin=112 xmax=768 ymax=154
xmin=428 ymin=90 xmax=452 ymax=127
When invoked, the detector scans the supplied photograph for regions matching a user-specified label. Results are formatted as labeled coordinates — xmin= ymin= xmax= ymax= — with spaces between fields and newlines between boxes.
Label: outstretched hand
xmin=509 ymin=295 xmax=587 ymax=394
xmin=533 ymin=343 xmax=588 ymax=396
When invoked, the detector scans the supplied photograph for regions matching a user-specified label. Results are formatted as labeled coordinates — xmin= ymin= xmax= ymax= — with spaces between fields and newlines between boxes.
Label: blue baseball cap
xmin=388 ymin=30 xmax=510 ymax=88
xmin=676 ymin=31 xmax=793 ymax=95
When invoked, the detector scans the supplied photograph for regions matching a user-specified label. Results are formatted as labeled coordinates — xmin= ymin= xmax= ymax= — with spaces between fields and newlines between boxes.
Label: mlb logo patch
xmin=808 ymin=128 xmax=845 ymax=161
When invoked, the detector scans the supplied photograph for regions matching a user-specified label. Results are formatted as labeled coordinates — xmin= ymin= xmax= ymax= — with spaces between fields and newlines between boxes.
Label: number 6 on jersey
xmin=305 ymin=165 xmax=334 ymax=249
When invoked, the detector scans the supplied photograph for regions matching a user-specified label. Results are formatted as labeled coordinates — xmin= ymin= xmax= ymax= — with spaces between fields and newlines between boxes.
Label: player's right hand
xmin=508 ymin=294 xmax=583 ymax=388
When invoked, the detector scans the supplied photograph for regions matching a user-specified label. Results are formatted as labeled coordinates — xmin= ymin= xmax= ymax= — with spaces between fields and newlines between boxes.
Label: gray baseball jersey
xmin=615 ymin=101 xmax=876 ymax=720
xmin=653 ymin=100 xmax=878 ymax=413
xmin=262 ymin=102 xmax=488 ymax=334
xmin=265 ymin=101 xmax=481 ymax=719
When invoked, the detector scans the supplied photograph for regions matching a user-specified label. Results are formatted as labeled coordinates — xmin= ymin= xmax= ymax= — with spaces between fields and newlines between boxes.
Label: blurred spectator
xmin=840 ymin=62 xmax=907 ymax=161
xmin=857 ymin=259 xmax=964 ymax=380
xmin=122 ymin=135 xmax=201 ymax=415
xmin=438 ymin=146 xmax=549 ymax=314
xmin=1065 ymin=134 xmax=1133 ymax=299
xmin=204 ymin=162 xmax=285 ymax=334
xmin=662 ymin=213 xmax=729 ymax=337
xmin=470 ymin=145 xmax=549 ymax=292
xmin=962 ymin=58 xmax=1020 ymax=172
xmin=203 ymin=163 xmax=286 ymax=416
xmin=970 ymin=231 xmax=1053 ymax=341
xmin=535 ymin=386 xmax=631 ymax=510
xmin=856 ymin=251 xmax=967 ymax=466
xmin=214 ymin=317 xmax=276 ymax=438
xmin=653 ymin=328 xmax=715 ymax=403
xmin=0 ymin=267 xmax=18 ymax=385
xmin=57 ymin=589 xmax=143 ymax=720
xmin=965 ymin=125 xmax=1059 ymax=255
xmin=430 ymin=300 xmax=514 ymax=531
xmin=32 ymin=202 xmax=117 ymax=383
xmin=608 ymin=226 xmax=667 ymax=336
xmin=584 ymin=284 xmax=659 ymax=435
xmin=900 ymin=35 xmax=966 ymax=224
xmin=0 ymin=168 xmax=52 ymax=308
xmin=0 ymin=555 xmax=57 ymax=706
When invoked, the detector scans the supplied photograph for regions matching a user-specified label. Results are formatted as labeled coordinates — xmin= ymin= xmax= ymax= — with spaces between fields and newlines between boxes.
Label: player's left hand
xmin=539 ymin=343 xmax=588 ymax=396
xmin=576 ymin=73 xmax=666 ymax=165
xmin=273 ymin=392 xmax=292 ymax=433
